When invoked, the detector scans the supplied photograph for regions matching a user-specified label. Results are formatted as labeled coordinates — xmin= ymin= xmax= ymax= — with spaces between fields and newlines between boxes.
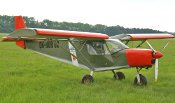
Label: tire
xmin=82 ymin=74 xmax=94 ymax=84
xmin=113 ymin=72 xmax=125 ymax=80
xmin=134 ymin=74 xmax=147 ymax=86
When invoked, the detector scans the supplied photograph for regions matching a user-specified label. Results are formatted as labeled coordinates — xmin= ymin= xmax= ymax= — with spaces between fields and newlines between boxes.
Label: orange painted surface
xmin=15 ymin=16 xmax=26 ymax=30
xmin=126 ymin=49 xmax=153 ymax=67
xmin=2 ymin=38 xmax=15 ymax=41
xmin=35 ymin=29 xmax=109 ymax=39
xmin=128 ymin=34 xmax=174 ymax=39
xmin=16 ymin=40 xmax=25 ymax=49
xmin=153 ymin=51 xmax=163 ymax=58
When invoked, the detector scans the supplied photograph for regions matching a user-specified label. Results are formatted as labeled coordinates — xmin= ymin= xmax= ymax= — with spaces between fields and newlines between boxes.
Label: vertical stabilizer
xmin=15 ymin=16 xmax=27 ymax=30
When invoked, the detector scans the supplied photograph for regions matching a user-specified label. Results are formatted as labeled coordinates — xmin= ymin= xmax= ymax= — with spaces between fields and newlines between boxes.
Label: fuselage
xmin=24 ymin=38 xmax=163 ymax=71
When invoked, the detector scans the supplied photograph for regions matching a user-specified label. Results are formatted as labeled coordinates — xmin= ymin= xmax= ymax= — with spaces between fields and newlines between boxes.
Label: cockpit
xmin=86 ymin=39 xmax=129 ymax=55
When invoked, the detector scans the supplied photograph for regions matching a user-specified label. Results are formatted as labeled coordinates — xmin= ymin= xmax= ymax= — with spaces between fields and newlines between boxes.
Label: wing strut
xmin=136 ymin=40 xmax=146 ymax=48
xmin=125 ymin=40 xmax=129 ymax=45
xmin=68 ymin=38 xmax=95 ymax=71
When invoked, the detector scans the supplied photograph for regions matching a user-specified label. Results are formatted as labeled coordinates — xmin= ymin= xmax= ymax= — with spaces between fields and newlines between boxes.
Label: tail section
xmin=15 ymin=16 xmax=27 ymax=30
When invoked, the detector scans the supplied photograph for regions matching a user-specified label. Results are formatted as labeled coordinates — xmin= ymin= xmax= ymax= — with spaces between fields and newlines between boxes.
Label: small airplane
xmin=2 ymin=16 xmax=174 ymax=86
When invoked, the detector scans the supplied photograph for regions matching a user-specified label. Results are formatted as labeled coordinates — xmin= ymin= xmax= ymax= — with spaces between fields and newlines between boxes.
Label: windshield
xmin=86 ymin=39 xmax=128 ymax=55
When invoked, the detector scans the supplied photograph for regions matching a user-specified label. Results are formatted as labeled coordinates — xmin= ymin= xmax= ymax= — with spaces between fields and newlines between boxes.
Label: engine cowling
xmin=126 ymin=49 xmax=163 ymax=67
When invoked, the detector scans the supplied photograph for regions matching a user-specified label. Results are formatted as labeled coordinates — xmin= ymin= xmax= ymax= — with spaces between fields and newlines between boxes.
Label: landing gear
xmin=112 ymin=70 xmax=125 ymax=80
xmin=82 ymin=71 xmax=94 ymax=84
xmin=134 ymin=67 xmax=147 ymax=86
xmin=134 ymin=74 xmax=147 ymax=86
xmin=81 ymin=68 xmax=148 ymax=85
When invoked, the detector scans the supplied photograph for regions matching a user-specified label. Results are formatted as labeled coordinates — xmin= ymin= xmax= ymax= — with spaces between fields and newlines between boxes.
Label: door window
xmin=87 ymin=41 xmax=110 ymax=55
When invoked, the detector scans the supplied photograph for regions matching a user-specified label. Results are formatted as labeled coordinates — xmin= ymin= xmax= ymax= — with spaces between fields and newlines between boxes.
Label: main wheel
xmin=82 ymin=74 xmax=94 ymax=84
xmin=134 ymin=74 xmax=147 ymax=86
xmin=113 ymin=72 xmax=125 ymax=80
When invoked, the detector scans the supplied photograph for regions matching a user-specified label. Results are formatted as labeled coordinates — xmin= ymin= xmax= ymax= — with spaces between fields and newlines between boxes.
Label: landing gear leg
xmin=112 ymin=70 xmax=125 ymax=80
xmin=134 ymin=67 xmax=147 ymax=86
xmin=82 ymin=71 xmax=94 ymax=84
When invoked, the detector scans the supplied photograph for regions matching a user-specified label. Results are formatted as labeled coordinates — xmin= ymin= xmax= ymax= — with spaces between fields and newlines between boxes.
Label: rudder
xmin=15 ymin=16 xmax=27 ymax=30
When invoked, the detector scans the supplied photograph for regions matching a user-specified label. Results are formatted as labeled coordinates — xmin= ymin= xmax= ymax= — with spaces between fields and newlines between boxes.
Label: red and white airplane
xmin=2 ymin=16 xmax=174 ymax=85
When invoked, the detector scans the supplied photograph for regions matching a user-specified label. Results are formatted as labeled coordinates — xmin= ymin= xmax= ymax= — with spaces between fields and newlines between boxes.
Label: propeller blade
xmin=160 ymin=42 xmax=169 ymax=53
xmin=155 ymin=59 xmax=158 ymax=83
xmin=146 ymin=41 xmax=156 ymax=53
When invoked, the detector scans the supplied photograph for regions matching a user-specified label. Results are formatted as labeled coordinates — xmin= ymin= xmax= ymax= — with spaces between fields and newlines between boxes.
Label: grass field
xmin=0 ymin=34 xmax=175 ymax=103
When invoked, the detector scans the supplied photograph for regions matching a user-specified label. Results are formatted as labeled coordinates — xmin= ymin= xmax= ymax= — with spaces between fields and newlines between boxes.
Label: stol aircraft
xmin=2 ymin=16 xmax=174 ymax=86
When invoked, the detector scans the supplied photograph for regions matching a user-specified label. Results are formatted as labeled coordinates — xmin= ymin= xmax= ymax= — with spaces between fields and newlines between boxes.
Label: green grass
xmin=0 ymin=34 xmax=175 ymax=103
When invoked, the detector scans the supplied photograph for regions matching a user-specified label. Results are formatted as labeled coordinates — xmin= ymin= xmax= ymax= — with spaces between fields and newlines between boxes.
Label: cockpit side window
xmin=106 ymin=39 xmax=128 ymax=54
xmin=87 ymin=41 xmax=110 ymax=55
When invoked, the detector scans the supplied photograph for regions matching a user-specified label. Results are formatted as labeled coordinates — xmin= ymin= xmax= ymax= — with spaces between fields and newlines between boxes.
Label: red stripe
xmin=129 ymin=34 xmax=174 ymax=39
xmin=35 ymin=29 xmax=109 ymax=39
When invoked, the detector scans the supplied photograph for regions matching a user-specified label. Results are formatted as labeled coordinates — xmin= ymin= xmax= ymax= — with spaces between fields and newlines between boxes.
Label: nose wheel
xmin=134 ymin=74 xmax=147 ymax=86
xmin=134 ymin=67 xmax=147 ymax=86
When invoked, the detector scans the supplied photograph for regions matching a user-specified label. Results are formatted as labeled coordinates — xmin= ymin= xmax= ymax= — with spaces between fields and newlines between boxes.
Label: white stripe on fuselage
xmin=68 ymin=42 xmax=79 ymax=66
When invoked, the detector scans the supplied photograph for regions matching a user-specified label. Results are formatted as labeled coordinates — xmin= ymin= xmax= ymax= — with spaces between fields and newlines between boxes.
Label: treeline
xmin=0 ymin=15 xmax=168 ymax=36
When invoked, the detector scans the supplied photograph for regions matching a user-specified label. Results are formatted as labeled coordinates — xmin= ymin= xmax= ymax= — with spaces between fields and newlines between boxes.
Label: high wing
xmin=2 ymin=28 xmax=109 ymax=41
xmin=2 ymin=16 xmax=109 ymax=42
xmin=110 ymin=33 xmax=174 ymax=48
xmin=110 ymin=33 xmax=174 ymax=41
xmin=2 ymin=16 xmax=110 ymax=71
xmin=2 ymin=28 xmax=109 ymax=46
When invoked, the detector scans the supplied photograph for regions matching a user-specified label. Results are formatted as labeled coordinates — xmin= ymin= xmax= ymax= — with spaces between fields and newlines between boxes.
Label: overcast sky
xmin=0 ymin=0 xmax=175 ymax=32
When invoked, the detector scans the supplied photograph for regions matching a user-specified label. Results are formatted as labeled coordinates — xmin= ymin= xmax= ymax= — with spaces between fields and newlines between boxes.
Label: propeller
xmin=146 ymin=41 xmax=168 ymax=83
xmin=155 ymin=59 xmax=158 ymax=83
xmin=160 ymin=42 xmax=169 ymax=53
xmin=146 ymin=41 xmax=156 ymax=53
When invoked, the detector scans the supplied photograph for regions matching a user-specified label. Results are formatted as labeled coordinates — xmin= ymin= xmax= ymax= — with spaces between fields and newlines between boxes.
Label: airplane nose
xmin=153 ymin=51 xmax=163 ymax=59
xmin=126 ymin=49 xmax=153 ymax=67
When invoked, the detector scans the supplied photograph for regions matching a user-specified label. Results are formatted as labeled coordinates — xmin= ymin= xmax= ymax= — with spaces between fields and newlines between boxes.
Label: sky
xmin=0 ymin=0 xmax=175 ymax=32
